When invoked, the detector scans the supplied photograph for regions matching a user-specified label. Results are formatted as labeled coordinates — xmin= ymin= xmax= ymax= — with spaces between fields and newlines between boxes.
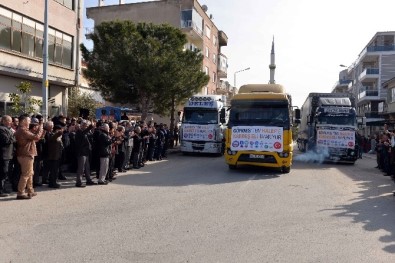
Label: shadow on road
xmin=298 ymin=151 xmax=395 ymax=254
xmin=111 ymin=153 xmax=282 ymax=188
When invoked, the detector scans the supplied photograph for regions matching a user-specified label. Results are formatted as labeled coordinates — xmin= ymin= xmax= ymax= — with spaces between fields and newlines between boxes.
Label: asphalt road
xmin=1 ymin=150 xmax=395 ymax=263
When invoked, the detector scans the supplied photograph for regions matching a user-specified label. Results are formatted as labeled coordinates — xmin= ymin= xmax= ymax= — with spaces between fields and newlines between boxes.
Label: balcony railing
xmin=359 ymin=89 xmax=379 ymax=99
xmin=365 ymin=68 xmax=379 ymax=74
xmin=367 ymin=45 xmax=395 ymax=52
xmin=181 ymin=20 xmax=203 ymax=36
xmin=358 ymin=68 xmax=379 ymax=82
xmin=339 ymin=79 xmax=352 ymax=85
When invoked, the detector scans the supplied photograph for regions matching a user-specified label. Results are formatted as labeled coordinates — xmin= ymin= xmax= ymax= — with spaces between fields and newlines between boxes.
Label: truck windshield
xmin=183 ymin=109 xmax=218 ymax=124
xmin=229 ymin=105 xmax=289 ymax=128
xmin=318 ymin=115 xmax=356 ymax=126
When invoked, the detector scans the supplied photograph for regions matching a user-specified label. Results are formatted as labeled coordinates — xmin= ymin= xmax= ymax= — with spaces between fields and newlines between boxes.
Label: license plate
xmin=249 ymin=154 xmax=265 ymax=159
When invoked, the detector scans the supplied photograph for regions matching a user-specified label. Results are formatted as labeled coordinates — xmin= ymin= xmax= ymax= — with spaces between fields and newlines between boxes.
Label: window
xmin=35 ymin=23 xmax=43 ymax=58
xmin=55 ymin=0 xmax=74 ymax=10
xmin=0 ymin=7 xmax=73 ymax=68
xmin=205 ymin=25 xmax=211 ymax=39
xmin=204 ymin=66 xmax=209 ymax=75
xmin=213 ymin=53 xmax=217 ymax=64
xmin=11 ymin=13 xmax=22 ymax=52
xmin=54 ymin=31 xmax=63 ymax=64
xmin=205 ymin=46 xmax=209 ymax=57
xmin=21 ymin=17 xmax=35 ymax=56
xmin=391 ymin=88 xmax=395 ymax=103
xmin=63 ymin=35 xmax=72 ymax=68
xmin=213 ymin=35 xmax=217 ymax=46
xmin=212 ymin=72 xmax=216 ymax=83
xmin=48 ymin=28 xmax=55 ymax=62
xmin=0 ymin=8 xmax=12 ymax=49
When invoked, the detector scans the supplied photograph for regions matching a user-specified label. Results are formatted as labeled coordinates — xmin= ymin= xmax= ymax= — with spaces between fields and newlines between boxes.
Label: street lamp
xmin=42 ymin=0 xmax=49 ymax=120
xmin=234 ymin=67 xmax=250 ymax=91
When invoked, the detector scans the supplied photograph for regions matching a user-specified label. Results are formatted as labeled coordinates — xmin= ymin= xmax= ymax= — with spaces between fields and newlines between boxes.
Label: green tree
xmin=80 ymin=21 xmax=209 ymax=123
xmin=67 ymin=88 xmax=102 ymax=119
xmin=9 ymin=81 xmax=42 ymax=116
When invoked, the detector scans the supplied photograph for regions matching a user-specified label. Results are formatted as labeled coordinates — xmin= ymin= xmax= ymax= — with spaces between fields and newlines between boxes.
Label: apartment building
xmin=86 ymin=0 xmax=228 ymax=96
xmin=331 ymin=68 xmax=352 ymax=94
xmin=334 ymin=31 xmax=395 ymax=134
xmin=0 ymin=0 xmax=83 ymax=117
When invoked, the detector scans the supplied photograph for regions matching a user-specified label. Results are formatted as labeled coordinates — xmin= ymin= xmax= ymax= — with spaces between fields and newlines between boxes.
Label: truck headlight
xmin=278 ymin=152 xmax=289 ymax=158
xmin=227 ymin=149 xmax=237 ymax=155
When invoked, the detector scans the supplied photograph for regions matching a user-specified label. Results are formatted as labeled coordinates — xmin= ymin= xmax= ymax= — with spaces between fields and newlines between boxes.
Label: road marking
xmin=240 ymin=174 xmax=257 ymax=190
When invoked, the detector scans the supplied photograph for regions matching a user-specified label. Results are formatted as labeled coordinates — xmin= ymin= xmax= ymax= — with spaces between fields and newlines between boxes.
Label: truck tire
xmin=281 ymin=166 xmax=291 ymax=173
xmin=228 ymin=164 xmax=237 ymax=170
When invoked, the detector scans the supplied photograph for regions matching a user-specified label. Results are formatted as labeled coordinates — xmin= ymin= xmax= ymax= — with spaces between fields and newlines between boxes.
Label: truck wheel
xmin=281 ymin=166 xmax=291 ymax=173
xmin=228 ymin=164 xmax=237 ymax=170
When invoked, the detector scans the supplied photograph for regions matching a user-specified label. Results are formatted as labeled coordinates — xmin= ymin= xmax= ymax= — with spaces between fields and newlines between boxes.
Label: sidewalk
xmin=167 ymin=144 xmax=181 ymax=155
xmin=363 ymin=152 xmax=377 ymax=160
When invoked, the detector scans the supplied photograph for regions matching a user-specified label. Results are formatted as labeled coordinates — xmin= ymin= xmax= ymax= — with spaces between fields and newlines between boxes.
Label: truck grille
xmin=192 ymin=141 xmax=206 ymax=151
xmin=238 ymin=154 xmax=277 ymax=163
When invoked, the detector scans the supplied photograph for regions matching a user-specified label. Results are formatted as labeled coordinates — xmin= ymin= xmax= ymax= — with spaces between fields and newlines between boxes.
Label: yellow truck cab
xmin=224 ymin=84 xmax=294 ymax=173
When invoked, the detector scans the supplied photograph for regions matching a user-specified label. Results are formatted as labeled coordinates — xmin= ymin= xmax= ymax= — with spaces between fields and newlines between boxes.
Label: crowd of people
xmin=0 ymin=114 xmax=177 ymax=200
xmin=373 ymin=124 xmax=395 ymax=177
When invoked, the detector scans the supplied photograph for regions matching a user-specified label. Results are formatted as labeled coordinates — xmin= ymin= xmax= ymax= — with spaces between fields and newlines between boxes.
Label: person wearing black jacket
xmin=98 ymin=124 xmax=112 ymax=185
xmin=91 ymin=121 xmax=103 ymax=178
xmin=47 ymin=125 xmax=64 ymax=188
xmin=0 ymin=116 xmax=16 ymax=197
xmin=75 ymin=121 xmax=96 ymax=187
xmin=131 ymin=126 xmax=142 ymax=169
xmin=41 ymin=121 xmax=53 ymax=185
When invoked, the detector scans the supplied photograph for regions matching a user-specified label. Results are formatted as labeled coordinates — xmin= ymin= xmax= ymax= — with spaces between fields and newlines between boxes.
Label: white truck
xmin=180 ymin=95 xmax=227 ymax=155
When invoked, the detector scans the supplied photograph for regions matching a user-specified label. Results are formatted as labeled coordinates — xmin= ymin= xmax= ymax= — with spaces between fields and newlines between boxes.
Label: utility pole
xmin=42 ymin=0 xmax=48 ymax=120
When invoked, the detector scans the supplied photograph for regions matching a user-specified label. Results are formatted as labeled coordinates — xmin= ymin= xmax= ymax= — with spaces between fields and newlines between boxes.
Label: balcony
xmin=359 ymin=45 xmax=395 ymax=63
xmin=85 ymin=27 xmax=94 ymax=40
xmin=332 ymin=79 xmax=352 ymax=93
xmin=181 ymin=20 xmax=203 ymax=42
xmin=217 ymin=53 xmax=228 ymax=78
xmin=218 ymin=31 xmax=228 ymax=46
xmin=358 ymin=68 xmax=379 ymax=82
xmin=358 ymin=87 xmax=380 ymax=104
xmin=216 ymin=81 xmax=233 ymax=98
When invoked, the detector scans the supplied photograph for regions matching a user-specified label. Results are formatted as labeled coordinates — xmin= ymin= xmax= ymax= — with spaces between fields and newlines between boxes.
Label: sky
xmin=83 ymin=0 xmax=395 ymax=107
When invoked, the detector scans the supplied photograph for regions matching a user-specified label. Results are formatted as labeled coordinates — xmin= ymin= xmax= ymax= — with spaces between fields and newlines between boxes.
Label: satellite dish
xmin=202 ymin=5 xmax=208 ymax=12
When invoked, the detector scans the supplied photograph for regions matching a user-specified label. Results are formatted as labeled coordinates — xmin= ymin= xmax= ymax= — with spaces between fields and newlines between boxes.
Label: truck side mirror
xmin=294 ymin=109 xmax=301 ymax=119
xmin=220 ymin=108 xmax=226 ymax=123
xmin=294 ymin=108 xmax=301 ymax=124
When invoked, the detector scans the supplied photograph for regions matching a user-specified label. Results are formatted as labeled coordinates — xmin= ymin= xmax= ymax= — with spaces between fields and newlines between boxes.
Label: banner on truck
xmin=230 ymin=126 xmax=283 ymax=152
xmin=316 ymin=129 xmax=355 ymax=149
xmin=182 ymin=124 xmax=215 ymax=141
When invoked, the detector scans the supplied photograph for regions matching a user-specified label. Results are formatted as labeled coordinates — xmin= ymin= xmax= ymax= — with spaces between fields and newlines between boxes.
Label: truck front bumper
xmin=181 ymin=141 xmax=223 ymax=154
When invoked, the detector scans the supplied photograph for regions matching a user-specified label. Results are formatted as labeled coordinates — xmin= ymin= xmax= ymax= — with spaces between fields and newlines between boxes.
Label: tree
xmin=67 ymin=88 xmax=102 ymax=119
xmin=154 ymin=48 xmax=209 ymax=130
xmin=9 ymin=81 xmax=42 ymax=116
xmin=80 ymin=21 xmax=209 ymax=122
